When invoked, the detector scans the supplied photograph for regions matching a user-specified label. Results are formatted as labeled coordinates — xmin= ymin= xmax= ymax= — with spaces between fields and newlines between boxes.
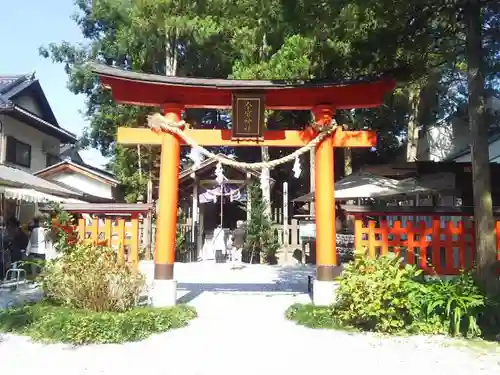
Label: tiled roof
xmin=0 ymin=75 xmax=27 ymax=110
xmin=35 ymin=159 xmax=119 ymax=185
xmin=0 ymin=74 xmax=27 ymax=93
xmin=0 ymin=164 xmax=82 ymax=197
xmin=0 ymin=72 xmax=76 ymax=142
xmin=59 ymin=144 xmax=115 ymax=179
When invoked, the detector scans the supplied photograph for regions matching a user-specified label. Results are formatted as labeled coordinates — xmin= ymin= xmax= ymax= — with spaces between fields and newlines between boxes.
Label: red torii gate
xmin=90 ymin=63 xmax=395 ymax=306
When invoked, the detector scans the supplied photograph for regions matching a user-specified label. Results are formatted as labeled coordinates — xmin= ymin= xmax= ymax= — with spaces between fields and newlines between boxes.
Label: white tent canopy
xmin=0 ymin=187 xmax=84 ymax=204
xmin=293 ymin=172 xmax=433 ymax=202
xmin=0 ymin=164 xmax=84 ymax=204
xmin=335 ymin=173 xmax=411 ymax=199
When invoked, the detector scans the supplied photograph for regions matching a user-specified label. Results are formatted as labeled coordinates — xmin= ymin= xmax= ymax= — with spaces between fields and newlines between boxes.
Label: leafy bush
xmin=45 ymin=207 xmax=77 ymax=254
xmin=334 ymin=252 xmax=424 ymax=333
xmin=421 ymin=273 xmax=484 ymax=337
xmin=288 ymin=252 xmax=487 ymax=338
xmin=0 ymin=207 xmax=197 ymax=345
xmin=40 ymin=242 xmax=145 ymax=312
xmin=0 ymin=301 xmax=197 ymax=344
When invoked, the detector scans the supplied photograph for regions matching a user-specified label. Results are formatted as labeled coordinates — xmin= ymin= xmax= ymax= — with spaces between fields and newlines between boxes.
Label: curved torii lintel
xmin=88 ymin=62 xmax=396 ymax=110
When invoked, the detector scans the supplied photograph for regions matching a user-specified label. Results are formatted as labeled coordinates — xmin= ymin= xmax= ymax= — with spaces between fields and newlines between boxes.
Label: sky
xmin=0 ymin=0 xmax=108 ymax=169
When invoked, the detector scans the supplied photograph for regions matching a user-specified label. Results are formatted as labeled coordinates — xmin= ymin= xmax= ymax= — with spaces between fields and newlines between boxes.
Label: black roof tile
xmin=0 ymin=72 xmax=76 ymax=142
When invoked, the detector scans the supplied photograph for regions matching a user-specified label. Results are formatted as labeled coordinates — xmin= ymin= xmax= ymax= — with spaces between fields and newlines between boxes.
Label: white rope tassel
xmin=260 ymin=171 xmax=267 ymax=192
xmin=292 ymin=155 xmax=302 ymax=178
xmin=147 ymin=113 xmax=338 ymax=171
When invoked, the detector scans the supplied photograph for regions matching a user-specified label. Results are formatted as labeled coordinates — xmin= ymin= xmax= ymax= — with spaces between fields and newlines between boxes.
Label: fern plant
xmin=422 ymin=271 xmax=485 ymax=337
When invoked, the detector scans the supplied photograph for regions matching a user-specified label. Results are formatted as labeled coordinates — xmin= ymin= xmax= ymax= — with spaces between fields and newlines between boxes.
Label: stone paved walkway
xmin=1 ymin=262 xmax=500 ymax=374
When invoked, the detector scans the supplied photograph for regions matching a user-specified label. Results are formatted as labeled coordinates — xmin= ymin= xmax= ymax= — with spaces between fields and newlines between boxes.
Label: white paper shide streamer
xmin=215 ymin=162 xmax=225 ymax=184
xmin=292 ymin=155 xmax=301 ymax=178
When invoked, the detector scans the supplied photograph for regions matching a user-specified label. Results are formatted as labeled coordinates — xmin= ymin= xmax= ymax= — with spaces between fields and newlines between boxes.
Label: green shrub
xmin=0 ymin=301 xmax=197 ymax=344
xmin=421 ymin=272 xmax=484 ymax=337
xmin=40 ymin=242 xmax=145 ymax=312
xmin=288 ymin=253 xmax=487 ymax=338
xmin=333 ymin=252 xmax=424 ymax=333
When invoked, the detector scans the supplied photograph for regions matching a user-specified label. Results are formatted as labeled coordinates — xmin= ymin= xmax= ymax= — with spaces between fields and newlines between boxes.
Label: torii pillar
xmin=312 ymin=105 xmax=339 ymax=305
xmin=152 ymin=104 xmax=183 ymax=306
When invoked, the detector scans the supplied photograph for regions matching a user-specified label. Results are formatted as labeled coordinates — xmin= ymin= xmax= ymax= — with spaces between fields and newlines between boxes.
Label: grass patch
xmin=285 ymin=303 xmax=353 ymax=330
xmin=0 ymin=300 xmax=197 ymax=345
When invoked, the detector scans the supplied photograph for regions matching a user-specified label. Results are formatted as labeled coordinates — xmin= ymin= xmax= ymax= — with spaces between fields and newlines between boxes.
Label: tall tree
xmin=40 ymin=0 xmax=231 ymax=202
xmin=44 ymin=0 xmax=446 ymax=205
xmin=465 ymin=0 xmax=496 ymax=293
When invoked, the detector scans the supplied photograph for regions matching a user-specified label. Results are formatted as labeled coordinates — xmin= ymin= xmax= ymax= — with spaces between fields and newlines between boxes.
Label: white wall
xmin=0 ymin=113 xmax=60 ymax=173
xmin=417 ymin=96 xmax=500 ymax=162
xmin=45 ymin=171 xmax=114 ymax=200
xmin=454 ymin=138 xmax=500 ymax=163
xmin=417 ymin=122 xmax=455 ymax=161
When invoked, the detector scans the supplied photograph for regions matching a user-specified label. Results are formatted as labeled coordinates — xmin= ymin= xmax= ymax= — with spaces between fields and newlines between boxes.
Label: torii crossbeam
xmin=90 ymin=62 xmax=395 ymax=307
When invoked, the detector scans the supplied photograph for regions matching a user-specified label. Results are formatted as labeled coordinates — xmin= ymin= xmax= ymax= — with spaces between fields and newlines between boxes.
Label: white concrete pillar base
xmin=152 ymin=279 xmax=177 ymax=307
xmin=312 ymin=279 xmax=337 ymax=306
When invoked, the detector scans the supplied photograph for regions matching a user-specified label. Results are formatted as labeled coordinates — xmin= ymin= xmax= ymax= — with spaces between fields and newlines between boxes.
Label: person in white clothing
xmin=212 ymin=225 xmax=226 ymax=263
xmin=26 ymin=216 xmax=48 ymax=275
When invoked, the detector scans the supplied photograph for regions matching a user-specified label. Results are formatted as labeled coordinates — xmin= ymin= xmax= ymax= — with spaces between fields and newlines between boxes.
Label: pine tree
xmin=246 ymin=182 xmax=280 ymax=264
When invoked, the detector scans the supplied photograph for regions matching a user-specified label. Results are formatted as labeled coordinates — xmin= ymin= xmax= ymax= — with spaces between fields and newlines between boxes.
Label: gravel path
xmin=1 ymin=262 xmax=500 ymax=374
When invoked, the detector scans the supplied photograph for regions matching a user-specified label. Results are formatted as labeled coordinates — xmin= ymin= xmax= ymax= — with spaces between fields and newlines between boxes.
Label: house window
xmin=5 ymin=136 xmax=31 ymax=168
xmin=46 ymin=153 xmax=60 ymax=167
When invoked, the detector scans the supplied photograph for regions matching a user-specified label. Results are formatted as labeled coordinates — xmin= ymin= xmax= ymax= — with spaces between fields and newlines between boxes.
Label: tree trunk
xmin=344 ymin=148 xmax=352 ymax=176
xmin=260 ymin=146 xmax=271 ymax=218
xmin=144 ymin=175 xmax=153 ymax=260
xmin=259 ymin=30 xmax=272 ymax=220
xmin=465 ymin=0 xmax=497 ymax=293
xmin=406 ymin=84 xmax=422 ymax=162
xmin=147 ymin=30 xmax=179 ymax=259
xmin=344 ymin=109 xmax=357 ymax=176
xmin=165 ymin=30 xmax=178 ymax=76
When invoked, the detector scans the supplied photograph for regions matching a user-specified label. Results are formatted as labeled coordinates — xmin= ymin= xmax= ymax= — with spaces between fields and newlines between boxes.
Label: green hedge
xmin=0 ymin=301 xmax=197 ymax=345
xmin=287 ymin=253 xmax=490 ymax=338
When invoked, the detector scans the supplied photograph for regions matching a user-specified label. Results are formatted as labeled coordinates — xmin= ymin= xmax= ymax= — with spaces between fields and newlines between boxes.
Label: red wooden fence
xmin=346 ymin=206 xmax=500 ymax=275
xmin=49 ymin=203 xmax=153 ymax=268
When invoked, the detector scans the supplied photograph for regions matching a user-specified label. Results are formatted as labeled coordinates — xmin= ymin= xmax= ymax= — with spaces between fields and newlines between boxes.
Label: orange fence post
xmin=115 ymin=218 xmax=125 ymax=261
xmin=129 ymin=214 xmax=140 ymax=266
xmin=354 ymin=218 xmax=363 ymax=251
xmin=90 ymin=217 xmax=99 ymax=245
xmin=78 ymin=217 xmax=86 ymax=242
xmin=431 ymin=217 xmax=441 ymax=274
xmin=496 ymin=221 xmax=500 ymax=262
xmin=103 ymin=218 xmax=112 ymax=247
